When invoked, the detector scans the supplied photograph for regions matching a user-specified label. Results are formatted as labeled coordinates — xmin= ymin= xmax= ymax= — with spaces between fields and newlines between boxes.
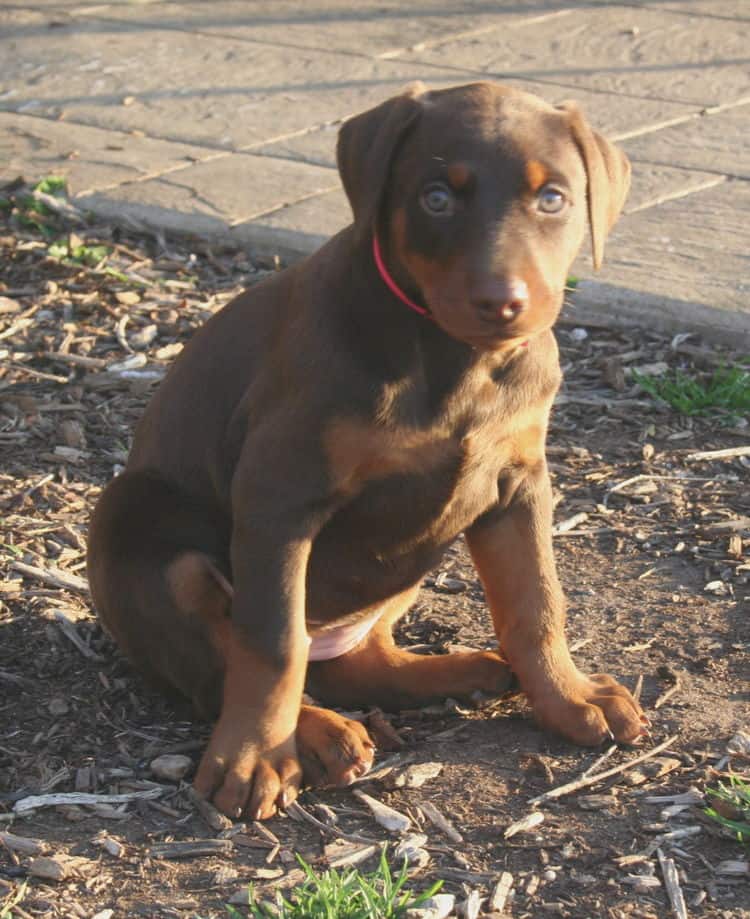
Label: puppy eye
xmin=536 ymin=185 xmax=567 ymax=214
xmin=420 ymin=182 xmax=455 ymax=216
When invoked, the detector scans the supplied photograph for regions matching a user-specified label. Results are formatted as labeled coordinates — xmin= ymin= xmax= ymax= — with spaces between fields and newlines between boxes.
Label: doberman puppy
xmin=88 ymin=81 xmax=644 ymax=821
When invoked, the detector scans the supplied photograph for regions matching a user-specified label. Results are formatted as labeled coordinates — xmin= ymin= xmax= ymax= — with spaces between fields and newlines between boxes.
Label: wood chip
xmin=28 ymin=856 xmax=70 ymax=882
xmin=685 ymin=446 xmax=750 ymax=462
xmin=643 ymin=788 xmax=704 ymax=805
xmin=14 ymin=787 xmax=164 ymax=815
xmin=386 ymin=762 xmax=443 ymax=789
xmin=392 ymin=832 xmax=430 ymax=868
xmin=11 ymin=561 xmax=88 ymax=594
xmin=150 ymin=839 xmax=233 ymax=859
xmin=0 ymin=830 xmax=48 ymax=856
xmin=578 ymin=794 xmax=616 ymax=811
xmin=553 ymin=511 xmax=589 ymax=535
xmin=434 ymin=572 xmax=466 ymax=593
xmin=353 ymin=790 xmax=411 ymax=833
xmin=184 ymin=786 xmax=233 ymax=832
xmin=406 ymin=893 xmax=455 ymax=919
xmin=418 ymin=800 xmax=463 ymax=843
xmin=657 ymin=847 xmax=688 ymax=919
xmin=727 ymin=731 xmax=750 ymax=757
xmin=366 ymin=709 xmax=405 ymax=750
xmin=325 ymin=840 xmax=381 ymax=869
xmin=489 ymin=873 xmax=514 ymax=913
xmin=150 ymin=754 xmax=192 ymax=782
xmin=27 ymin=854 xmax=95 ymax=882
xmin=459 ymin=889 xmax=482 ymax=919
xmin=98 ymin=836 xmax=125 ymax=858
xmin=504 ymin=810 xmax=545 ymax=839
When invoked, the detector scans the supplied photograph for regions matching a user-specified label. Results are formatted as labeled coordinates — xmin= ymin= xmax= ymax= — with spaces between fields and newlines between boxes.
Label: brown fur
xmin=88 ymin=81 xmax=641 ymax=820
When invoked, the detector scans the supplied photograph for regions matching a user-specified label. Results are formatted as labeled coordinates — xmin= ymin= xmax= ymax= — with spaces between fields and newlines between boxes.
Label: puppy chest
xmin=331 ymin=430 xmax=506 ymax=552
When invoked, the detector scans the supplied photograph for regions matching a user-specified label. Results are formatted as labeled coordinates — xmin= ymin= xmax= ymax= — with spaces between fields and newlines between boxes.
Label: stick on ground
xmin=528 ymin=735 xmax=679 ymax=805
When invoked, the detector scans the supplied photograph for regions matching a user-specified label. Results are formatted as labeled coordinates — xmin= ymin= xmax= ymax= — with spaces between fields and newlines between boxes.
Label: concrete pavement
xmin=1 ymin=0 xmax=749 ymax=343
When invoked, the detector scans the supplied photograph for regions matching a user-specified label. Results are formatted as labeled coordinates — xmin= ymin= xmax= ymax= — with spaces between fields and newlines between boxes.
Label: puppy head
xmin=337 ymin=81 xmax=630 ymax=351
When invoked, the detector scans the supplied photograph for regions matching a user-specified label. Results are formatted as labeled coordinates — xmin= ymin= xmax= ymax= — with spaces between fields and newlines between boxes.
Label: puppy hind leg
xmin=163 ymin=551 xmax=235 ymax=718
xmin=88 ymin=471 xmax=231 ymax=720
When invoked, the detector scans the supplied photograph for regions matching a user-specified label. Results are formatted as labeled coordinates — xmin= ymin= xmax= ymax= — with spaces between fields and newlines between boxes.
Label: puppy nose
xmin=473 ymin=279 xmax=529 ymax=322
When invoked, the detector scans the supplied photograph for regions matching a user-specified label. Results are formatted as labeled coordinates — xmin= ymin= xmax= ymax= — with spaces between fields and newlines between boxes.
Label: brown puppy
xmin=88 ymin=81 xmax=642 ymax=821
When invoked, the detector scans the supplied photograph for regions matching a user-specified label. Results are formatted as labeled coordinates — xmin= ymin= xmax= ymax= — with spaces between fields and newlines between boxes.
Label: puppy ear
xmin=559 ymin=102 xmax=631 ymax=270
xmin=337 ymin=83 xmax=426 ymax=240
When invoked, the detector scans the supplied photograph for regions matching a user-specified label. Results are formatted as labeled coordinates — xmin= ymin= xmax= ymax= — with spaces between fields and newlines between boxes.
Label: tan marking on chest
xmin=323 ymin=417 xmax=454 ymax=495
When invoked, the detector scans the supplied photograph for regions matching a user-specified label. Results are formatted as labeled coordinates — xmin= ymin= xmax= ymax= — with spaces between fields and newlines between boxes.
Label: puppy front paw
xmin=532 ymin=671 xmax=646 ymax=746
xmin=194 ymin=717 xmax=302 ymax=820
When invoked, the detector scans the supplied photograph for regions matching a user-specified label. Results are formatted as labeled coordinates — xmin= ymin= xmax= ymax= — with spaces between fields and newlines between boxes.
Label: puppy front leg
xmin=194 ymin=434 xmax=337 ymax=820
xmin=466 ymin=467 xmax=646 ymax=746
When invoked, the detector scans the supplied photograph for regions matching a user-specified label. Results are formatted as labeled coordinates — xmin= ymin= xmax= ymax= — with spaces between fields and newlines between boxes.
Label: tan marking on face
xmin=447 ymin=162 xmax=472 ymax=191
xmin=525 ymin=159 xmax=549 ymax=192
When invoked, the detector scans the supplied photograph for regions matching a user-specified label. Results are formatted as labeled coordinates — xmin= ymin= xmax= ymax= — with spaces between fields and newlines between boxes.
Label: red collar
xmin=372 ymin=233 xmax=529 ymax=349
xmin=372 ymin=234 xmax=431 ymax=318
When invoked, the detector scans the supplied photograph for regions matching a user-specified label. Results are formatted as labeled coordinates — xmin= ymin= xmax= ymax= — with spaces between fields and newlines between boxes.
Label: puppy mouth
xmin=425 ymin=291 xmax=563 ymax=350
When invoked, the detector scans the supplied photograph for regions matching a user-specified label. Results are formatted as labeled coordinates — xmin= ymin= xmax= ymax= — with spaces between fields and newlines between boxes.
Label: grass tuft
xmin=230 ymin=850 xmax=443 ymax=918
xmin=705 ymin=775 xmax=750 ymax=844
xmin=633 ymin=364 xmax=750 ymax=423
xmin=0 ymin=881 xmax=28 ymax=919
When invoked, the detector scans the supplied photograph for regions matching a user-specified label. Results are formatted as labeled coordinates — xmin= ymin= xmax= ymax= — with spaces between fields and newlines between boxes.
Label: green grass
xmin=633 ymin=364 xmax=750 ymax=423
xmin=0 ymin=881 xmax=28 ymax=919
xmin=48 ymin=238 xmax=110 ymax=268
xmin=13 ymin=176 xmax=68 ymax=235
xmin=229 ymin=851 xmax=443 ymax=919
xmin=705 ymin=775 xmax=750 ymax=844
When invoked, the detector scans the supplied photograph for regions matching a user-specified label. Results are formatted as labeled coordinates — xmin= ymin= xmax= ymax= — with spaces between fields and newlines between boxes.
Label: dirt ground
xmin=1 ymin=195 xmax=748 ymax=919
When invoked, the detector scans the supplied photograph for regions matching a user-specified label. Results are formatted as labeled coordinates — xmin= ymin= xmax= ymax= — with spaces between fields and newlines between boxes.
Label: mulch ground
xmin=1 ymin=183 xmax=748 ymax=919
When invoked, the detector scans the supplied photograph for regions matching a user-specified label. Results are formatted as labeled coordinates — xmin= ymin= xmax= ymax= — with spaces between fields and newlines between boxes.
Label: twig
xmin=552 ymin=512 xmax=589 ymax=535
xmin=286 ymin=801 xmax=378 ymax=845
xmin=150 ymin=839 xmax=233 ymax=859
xmin=602 ymin=474 xmax=708 ymax=508
xmin=53 ymin=610 xmax=104 ymax=662
xmin=418 ymin=800 xmax=463 ymax=843
xmin=657 ymin=847 xmax=688 ymax=919
xmin=685 ymin=446 xmax=750 ymax=462
xmin=327 ymin=843 xmax=382 ymax=869
xmin=632 ymin=674 xmax=644 ymax=703
xmin=45 ymin=351 xmax=108 ymax=370
xmin=31 ymin=189 xmax=84 ymax=223
xmin=654 ymin=683 xmax=680 ymax=710
xmin=429 ymin=866 xmax=494 ymax=883
xmin=11 ymin=561 xmax=88 ymax=594
xmin=14 ymin=787 xmax=164 ymax=815
xmin=603 ymin=474 xmax=654 ymax=507
xmin=184 ymin=786 xmax=232 ymax=832
xmin=528 ymin=735 xmax=679 ymax=805
xmin=582 ymin=744 xmax=618 ymax=777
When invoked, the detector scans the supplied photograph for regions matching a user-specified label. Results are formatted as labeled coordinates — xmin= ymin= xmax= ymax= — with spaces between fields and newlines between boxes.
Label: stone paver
xmin=621 ymin=102 xmax=750 ymax=181
xmin=52 ymin=0 xmax=567 ymax=58
xmin=0 ymin=111 xmax=208 ymax=194
xmin=76 ymin=152 xmax=339 ymax=237
xmin=402 ymin=5 xmax=750 ymax=107
xmin=1 ymin=1 xmax=748 ymax=343
xmin=571 ymin=179 xmax=750 ymax=340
